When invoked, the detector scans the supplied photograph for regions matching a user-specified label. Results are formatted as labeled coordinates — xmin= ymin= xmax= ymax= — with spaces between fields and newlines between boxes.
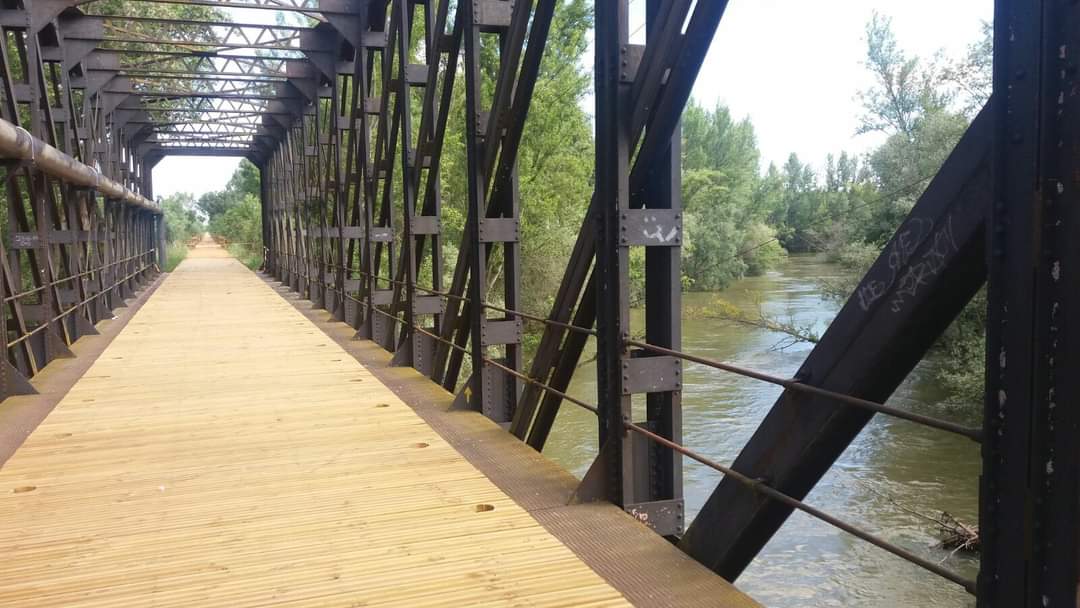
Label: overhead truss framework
xmin=3 ymin=1 xmax=1078 ymax=606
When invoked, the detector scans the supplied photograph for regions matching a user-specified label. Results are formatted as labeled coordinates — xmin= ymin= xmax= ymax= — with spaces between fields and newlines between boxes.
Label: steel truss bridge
xmin=0 ymin=0 xmax=1074 ymax=605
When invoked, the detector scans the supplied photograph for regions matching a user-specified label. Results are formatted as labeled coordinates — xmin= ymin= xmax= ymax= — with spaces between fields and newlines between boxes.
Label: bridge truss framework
xmin=0 ymin=0 xmax=1077 ymax=605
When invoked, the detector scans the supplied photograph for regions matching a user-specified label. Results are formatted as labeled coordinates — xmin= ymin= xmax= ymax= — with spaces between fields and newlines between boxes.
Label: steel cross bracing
xmin=379 ymin=0 xmax=450 ymax=377
xmin=4 ymin=0 xmax=1079 ymax=605
xmin=261 ymin=0 xmax=723 ymax=543
xmin=0 ymin=0 xmax=163 ymax=400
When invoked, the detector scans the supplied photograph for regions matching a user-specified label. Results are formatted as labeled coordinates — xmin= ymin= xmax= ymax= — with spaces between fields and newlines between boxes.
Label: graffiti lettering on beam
xmin=857 ymin=215 xmax=959 ymax=313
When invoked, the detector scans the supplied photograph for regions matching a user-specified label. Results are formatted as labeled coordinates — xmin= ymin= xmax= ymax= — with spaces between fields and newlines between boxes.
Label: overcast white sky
xmin=153 ymin=0 xmax=993 ymax=199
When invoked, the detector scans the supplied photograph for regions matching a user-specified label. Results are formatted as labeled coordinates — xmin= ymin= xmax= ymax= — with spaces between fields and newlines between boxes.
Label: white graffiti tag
xmin=856 ymin=215 xmax=959 ymax=313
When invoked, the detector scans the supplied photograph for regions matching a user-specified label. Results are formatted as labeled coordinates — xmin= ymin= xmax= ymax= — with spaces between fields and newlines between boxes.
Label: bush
xmin=209 ymin=193 xmax=261 ymax=247
xmin=161 ymin=193 xmax=204 ymax=244
xmin=165 ymin=241 xmax=189 ymax=272
xmin=934 ymin=289 xmax=986 ymax=410
xmin=822 ymin=239 xmax=985 ymax=412
xmin=739 ymin=222 xmax=786 ymax=276
xmin=228 ymin=243 xmax=263 ymax=271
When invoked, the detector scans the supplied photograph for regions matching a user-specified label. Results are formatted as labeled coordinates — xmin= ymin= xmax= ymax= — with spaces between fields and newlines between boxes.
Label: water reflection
xmin=543 ymin=254 xmax=980 ymax=607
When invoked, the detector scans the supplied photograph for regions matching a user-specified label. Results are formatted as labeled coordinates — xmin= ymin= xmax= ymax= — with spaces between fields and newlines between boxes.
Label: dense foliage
xmin=435 ymin=0 xmax=595 ymax=316
xmin=796 ymin=14 xmax=990 ymax=408
xmin=200 ymin=161 xmax=263 ymax=269
xmin=162 ymin=193 xmax=204 ymax=243
xmin=159 ymin=159 xmax=261 ymax=270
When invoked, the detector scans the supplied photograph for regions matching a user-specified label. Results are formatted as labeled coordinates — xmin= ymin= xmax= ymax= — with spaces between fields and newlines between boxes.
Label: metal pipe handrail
xmin=298 ymin=257 xmax=978 ymax=440
xmin=3 ymin=250 xmax=157 ymax=303
xmin=7 ymin=261 xmax=154 ymax=349
xmin=0 ymin=119 xmax=160 ymax=214
xmin=622 ymin=421 xmax=977 ymax=594
xmin=626 ymin=339 xmax=982 ymax=442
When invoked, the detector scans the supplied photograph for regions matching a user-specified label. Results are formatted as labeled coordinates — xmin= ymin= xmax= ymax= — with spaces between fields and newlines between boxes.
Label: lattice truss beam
xmin=263 ymin=0 xmax=696 ymax=536
xmin=16 ymin=0 xmax=369 ymax=160
xmin=5 ymin=0 xmax=1076 ymax=604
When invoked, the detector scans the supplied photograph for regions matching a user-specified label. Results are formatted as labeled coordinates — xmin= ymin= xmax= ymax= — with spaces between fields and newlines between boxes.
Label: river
xmin=542 ymin=254 xmax=980 ymax=607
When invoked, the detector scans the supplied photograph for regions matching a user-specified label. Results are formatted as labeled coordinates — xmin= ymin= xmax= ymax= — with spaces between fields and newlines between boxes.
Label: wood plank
xmin=0 ymin=242 xmax=630 ymax=608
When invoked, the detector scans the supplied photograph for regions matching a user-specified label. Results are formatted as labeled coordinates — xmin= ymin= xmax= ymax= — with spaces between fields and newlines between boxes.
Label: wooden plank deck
xmin=0 ymin=243 xmax=757 ymax=607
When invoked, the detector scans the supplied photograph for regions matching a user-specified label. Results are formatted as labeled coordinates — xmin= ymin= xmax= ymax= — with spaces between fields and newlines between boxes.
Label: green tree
xmin=857 ymin=12 xmax=970 ymax=242
xmin=161 ymin=193 xmax=204 ymax=243
xmin=771 ymin=153 xmax=821 ymax=252
xmin=198 ymin=160 xmax=260 ymax=222
xmin=680 ymin=100 xmax=781 ymax=290
xmin=200 ymin=161 xmax=263 ymax=268
xmin=941 ymin=21 xmax=993 ymax=118
xmin=209 ymin=193 xmax=262 ymax=246
xmin=160 ymin=192 xmax=205 ymax=271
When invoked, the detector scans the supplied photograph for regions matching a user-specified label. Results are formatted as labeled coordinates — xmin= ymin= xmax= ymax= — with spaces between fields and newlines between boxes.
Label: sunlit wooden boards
xmin=0 ymin=243 xmax=629 ymax=607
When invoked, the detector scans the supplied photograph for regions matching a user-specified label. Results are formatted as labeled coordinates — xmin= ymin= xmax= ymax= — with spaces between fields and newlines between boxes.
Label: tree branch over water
xmin=685 ymin=295 xmax=820 ymax=350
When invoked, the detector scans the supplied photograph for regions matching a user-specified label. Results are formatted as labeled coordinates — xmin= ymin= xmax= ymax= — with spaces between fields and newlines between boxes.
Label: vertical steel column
xmin=310 ymin=91 xmax=328 ymax=310
xmin=590 ymin=0 xmax=635 ymax=510
xmin=259 ymin=163 xmax=269 ymax=271
xmin=460 ymin=0 xmax=488 ymax=415
xmin=339 ymin=42 xmax=367 ymax=330
xmin=387 ymin=0 xmax=421 ymax=368
xmin=298 ymin=114 xmax=315 ymax=297
xmin=455 ymin=0 xmax=522 ymax=423
xmin=314 ymin=58 xmax=339 ymax=317
xmin=572 ymin=0 xmax=684 ymax=537
xmin=639 ymin=0 xmax=684 ymax=532
xmin=982 ymin=0 xmax=1080 ymax=604
xmin=511 ymin=2 xmax=728 ymax=453
xmin=289 ymin=123 xmax=305 ymax=292
xmin=387 ymin=0 xmax=453 ymax=378
xmin=330 ymin=62 xmax=349 ymax=321
xmin=354 ymin=27 xmax=382 ymax=337
xmin=366 ymin=6 xmax=399 ymax=350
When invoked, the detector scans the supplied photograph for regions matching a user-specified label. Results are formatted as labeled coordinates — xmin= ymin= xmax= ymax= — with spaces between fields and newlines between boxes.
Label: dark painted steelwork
xmin=0 ymin=0 xmax=162 ymax=400
xmin=425 ymin=0 xmax=555 ymax=423
xmin=575 ymin=0 xmax=684 ymax=536
xmin=13 ymin=0 xmax=1080 ymax=603
xmin=980 ymin=1 xmax=1080 ymax=604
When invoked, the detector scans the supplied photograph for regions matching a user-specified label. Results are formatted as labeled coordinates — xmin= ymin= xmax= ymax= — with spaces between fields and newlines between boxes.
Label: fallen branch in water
xmin=857 ymin=479 xmax=979 ymax=555
xmin=937 ymin=511 xmax=979 ymax=553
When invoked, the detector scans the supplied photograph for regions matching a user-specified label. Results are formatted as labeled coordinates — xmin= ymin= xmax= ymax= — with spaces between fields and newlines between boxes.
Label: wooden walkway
xmin=0 ymin=243 xmax=756 ymax=607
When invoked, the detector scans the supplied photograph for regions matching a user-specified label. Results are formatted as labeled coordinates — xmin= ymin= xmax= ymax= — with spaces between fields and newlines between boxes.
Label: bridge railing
xmin=310 ymin=263 xmax=979 ymax=594
xmin=6 ymin=0 xmax=1070 ymax=603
